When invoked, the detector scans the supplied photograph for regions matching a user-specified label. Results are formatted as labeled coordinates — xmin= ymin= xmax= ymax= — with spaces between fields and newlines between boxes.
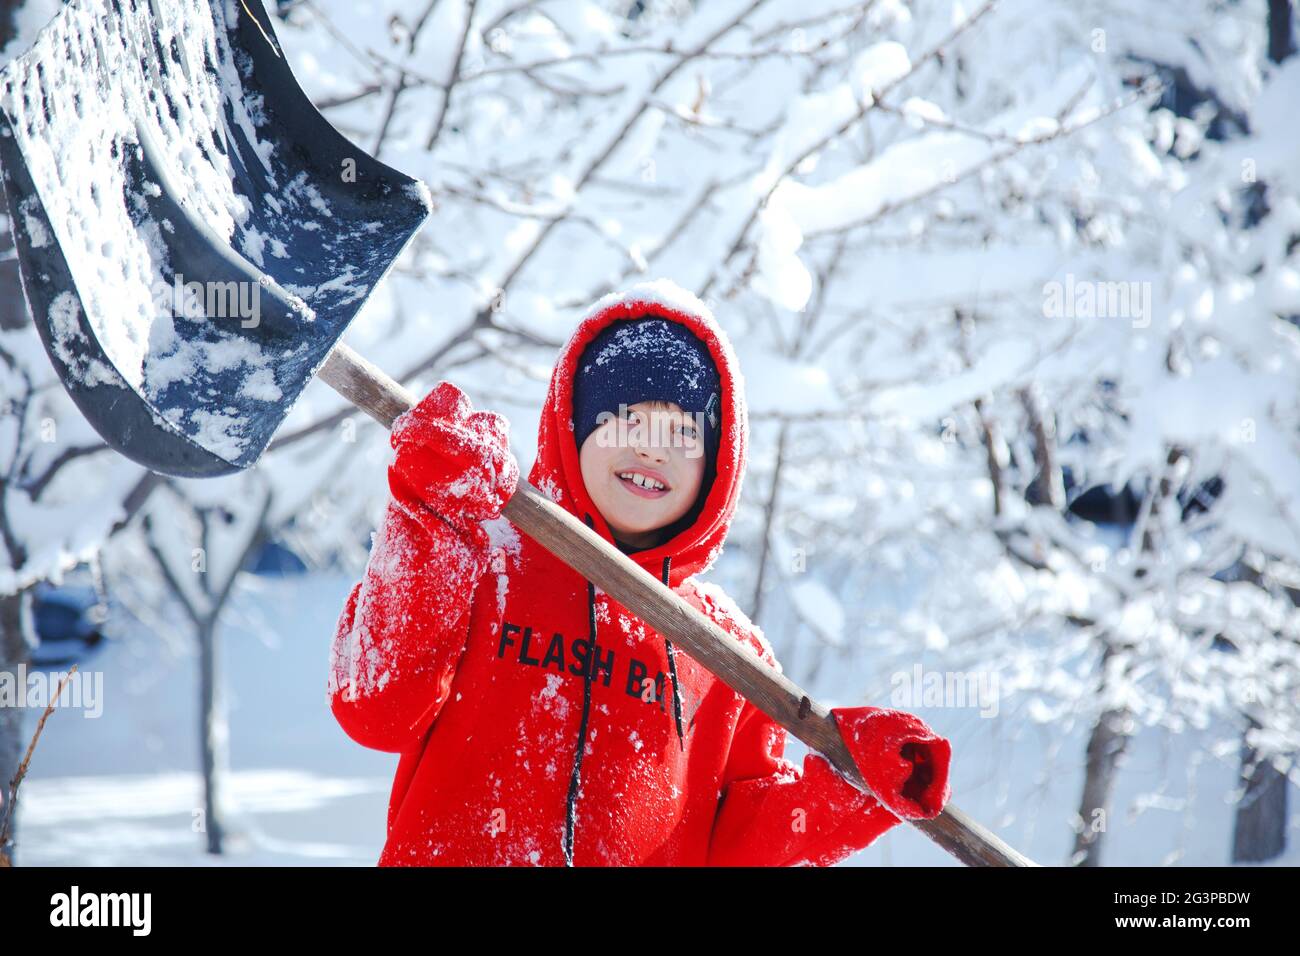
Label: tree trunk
xmin=1020 ymin=384 xmax=1064 ymax=509
xmin=1231 ymin=716 xmax=1289 ymax=862
xmin=1269 ymin=0 xmax=1295 ymax=64
xmin=0 ymin=590 xmax=31 ymax=865
xmin=197 ymin=614 xmax=227 ymax=854
xmin=1071 ymin=641 xmax=1133 ymax=866
xmin=749 ymin=420 xmax=789 ymax=625
xmin=0 ymin=0 xmax=23 ymax=51
xmin=1072 ymin=447 xmax=1185 ymax=865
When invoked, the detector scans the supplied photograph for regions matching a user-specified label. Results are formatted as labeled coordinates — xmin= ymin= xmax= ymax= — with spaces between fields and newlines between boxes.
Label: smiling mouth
xmin=615 ymin=470 xmax=671 ymax=498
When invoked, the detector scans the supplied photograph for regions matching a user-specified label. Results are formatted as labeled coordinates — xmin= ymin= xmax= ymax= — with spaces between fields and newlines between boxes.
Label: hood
xmin=527 ymin=278 xmax=748 ymax=588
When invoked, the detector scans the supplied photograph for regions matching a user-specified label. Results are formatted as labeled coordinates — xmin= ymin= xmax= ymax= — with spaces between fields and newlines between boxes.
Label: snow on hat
xmin=572 ymin=316 xmax=722 ymax=463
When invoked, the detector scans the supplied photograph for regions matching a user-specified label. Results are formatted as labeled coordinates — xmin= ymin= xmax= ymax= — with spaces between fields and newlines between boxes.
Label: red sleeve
xmin=705 ymin=700 xmax=905 ymax=866
xmin=327 ymin=488 xmax=489 ymax=754
xmin=694 ymin=587 xmax=951 ymax=867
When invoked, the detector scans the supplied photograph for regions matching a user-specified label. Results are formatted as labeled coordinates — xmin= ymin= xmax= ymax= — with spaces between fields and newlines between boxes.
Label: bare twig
xmin=426 ymin=0 xmax=480 ymax=151
xmin=1 ymin=666 xmax=77 ymax=866
xmin=373 ymin=0 xmax=442 ymax=155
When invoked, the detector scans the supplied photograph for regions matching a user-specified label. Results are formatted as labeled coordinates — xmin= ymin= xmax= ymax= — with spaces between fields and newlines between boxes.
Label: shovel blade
xmin=0 ymin=0 xmax=431 ymax=477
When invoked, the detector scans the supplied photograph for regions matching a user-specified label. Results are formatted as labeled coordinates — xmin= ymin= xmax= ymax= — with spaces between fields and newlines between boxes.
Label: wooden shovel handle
xmin=317 ymin=342 xmax=1037 ymax=867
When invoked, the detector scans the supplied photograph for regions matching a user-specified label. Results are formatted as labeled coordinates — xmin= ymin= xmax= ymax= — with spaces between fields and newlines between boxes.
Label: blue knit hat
xmin=572 ymin=317 xmax=722 ymax=463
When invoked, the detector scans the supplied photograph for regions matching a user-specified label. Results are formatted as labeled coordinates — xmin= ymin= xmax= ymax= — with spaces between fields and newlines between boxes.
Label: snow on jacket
xmin=327 ymin=278 xmax=951 ymax=866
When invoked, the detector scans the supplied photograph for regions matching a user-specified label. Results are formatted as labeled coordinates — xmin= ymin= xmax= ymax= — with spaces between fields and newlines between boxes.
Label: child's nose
xmin=630 ymin=426 xmax=670 ymax=462
xmin=634 ymin=440 xmax=669 ymax=464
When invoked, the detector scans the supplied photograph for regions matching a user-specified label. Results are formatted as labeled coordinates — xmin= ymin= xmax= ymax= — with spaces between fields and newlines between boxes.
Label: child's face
xmin=578 ymin=400 xmax=707 ymax=549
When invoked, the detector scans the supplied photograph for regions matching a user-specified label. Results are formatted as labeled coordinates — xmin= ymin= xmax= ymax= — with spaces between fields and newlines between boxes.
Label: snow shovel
xmin=0 ymin=0 xmax=1035 ymax=867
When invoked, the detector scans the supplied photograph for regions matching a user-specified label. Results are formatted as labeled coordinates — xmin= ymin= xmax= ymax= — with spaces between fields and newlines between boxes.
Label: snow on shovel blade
xmin=0 ymin=0 xmax=432 ymax=477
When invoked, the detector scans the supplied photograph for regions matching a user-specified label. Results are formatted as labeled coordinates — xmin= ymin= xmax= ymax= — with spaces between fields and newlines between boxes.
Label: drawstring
xmin=562 ymin=517 xmax=685 ymax=865
xmin=563 ymin=514 xmax=601 ymax=867
xmin=661 ymin=556 xmax=686 ymax=752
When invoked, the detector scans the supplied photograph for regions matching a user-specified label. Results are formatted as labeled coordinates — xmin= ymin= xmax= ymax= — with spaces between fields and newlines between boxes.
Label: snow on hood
xmin=527 ymin=278 xmax=748 ymax=586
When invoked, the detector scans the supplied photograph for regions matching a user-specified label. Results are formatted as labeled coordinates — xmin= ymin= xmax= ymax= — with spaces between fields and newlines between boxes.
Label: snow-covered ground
xmin=15 ymin=572 xmax=394 ymax=866
xmin=14 ymin=570 xmax=1299 ymax=867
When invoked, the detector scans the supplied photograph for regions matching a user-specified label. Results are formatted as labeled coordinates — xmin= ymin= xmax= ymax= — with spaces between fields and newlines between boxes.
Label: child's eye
xmin=678 ymin=423 xmax=699 ymax=440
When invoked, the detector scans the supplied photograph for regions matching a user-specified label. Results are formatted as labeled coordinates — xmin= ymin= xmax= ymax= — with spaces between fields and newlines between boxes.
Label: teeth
xmin=618 ymin=472 xmax=665 ymax=491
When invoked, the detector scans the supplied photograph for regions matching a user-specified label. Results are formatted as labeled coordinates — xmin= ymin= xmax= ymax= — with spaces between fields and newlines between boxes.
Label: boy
xmin=328 ymin=278 xmax=952 ymax=866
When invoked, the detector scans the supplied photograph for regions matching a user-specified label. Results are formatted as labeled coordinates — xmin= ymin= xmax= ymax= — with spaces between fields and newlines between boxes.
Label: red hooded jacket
xmin=328 ymin=279 xmax=952 ymax=866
